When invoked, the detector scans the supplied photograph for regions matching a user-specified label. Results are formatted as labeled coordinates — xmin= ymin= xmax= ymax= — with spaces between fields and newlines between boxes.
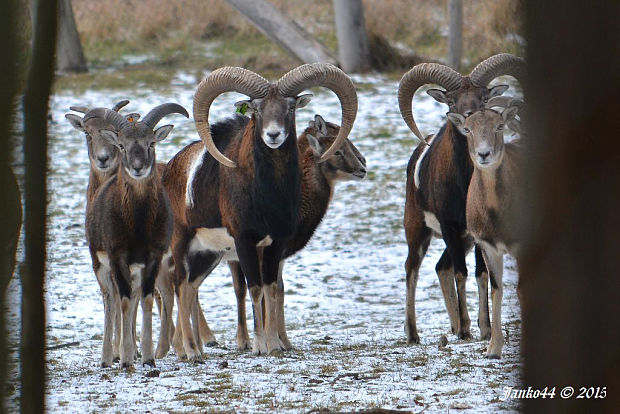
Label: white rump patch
xmin=423 ymin=211 xmax=442 ymax=235
xmin=186 ymin=147 xmax=207 ymax=208
xmin=189 ymin=227 xmax=273 ymax=262
xmin=414 ymin=134 xmax=435 ymax=189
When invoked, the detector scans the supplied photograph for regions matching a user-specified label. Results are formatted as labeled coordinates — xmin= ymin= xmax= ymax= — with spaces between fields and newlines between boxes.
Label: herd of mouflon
xmin=65 ymin=54 xmax=526 ymax=369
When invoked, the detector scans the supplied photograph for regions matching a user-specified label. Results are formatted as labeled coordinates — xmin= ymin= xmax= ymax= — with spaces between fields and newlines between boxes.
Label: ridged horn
xmin=103 ymin=109 xmax=130 ymax=131
xmin=485 ymin=96 xmax=524 ymax=110
xmin=469 ymin=53 xmax=526 ymax=88
xmin=486 ymin=96 xmax=526 ymax=134
xmin=193 ymin=67 xmax=271 ymax=168
xmin=398 ymin=63 xmax=462 ymax=140
xmin=142 ymin=103 xmax=189 ymax=129
xmin=69 ymin=105 xmax=89 ymax=114
xmin=71 ymin=99 xmax=129 ymax=117
xmin=277 ymin=63 xmax=358 ymax=163
xmin=82 ymin=107 xmax=111 ymax=124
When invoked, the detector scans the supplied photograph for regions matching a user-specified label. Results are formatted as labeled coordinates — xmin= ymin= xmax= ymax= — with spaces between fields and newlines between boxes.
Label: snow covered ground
xmin=5 ymin=72 xmax=523 ymax=413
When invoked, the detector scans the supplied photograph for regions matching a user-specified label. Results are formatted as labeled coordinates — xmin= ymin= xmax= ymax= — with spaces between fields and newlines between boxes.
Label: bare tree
xmin=21 ymin=0 xmax=57 ymax=412
xmin=447 ymin=0 xmax=462 ymax=70
xmin=56 ymin=0 xmax=87 ymax=72
xmin=333 ymin=0 xmax=370 ymax=73
xmin=222 ymin=0 xmax=337 ymax=65
xmin=520 ymin=1 xmax=620 ymax=412
xmin=0 ymin=0 xmax=21 ymax=412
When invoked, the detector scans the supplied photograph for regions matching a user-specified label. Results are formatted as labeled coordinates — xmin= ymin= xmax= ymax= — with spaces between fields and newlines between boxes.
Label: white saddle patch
xmin=414 ymin=134 xmax=435 ymax=189
xmin=186 ymin=147 xmax=207 ymax=208
xmin=189 ymin=227 xmax=273 ymax=262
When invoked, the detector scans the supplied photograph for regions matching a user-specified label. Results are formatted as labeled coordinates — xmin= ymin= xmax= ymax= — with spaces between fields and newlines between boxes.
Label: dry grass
xmin=69 ymin=0 xmax=524 ymax=71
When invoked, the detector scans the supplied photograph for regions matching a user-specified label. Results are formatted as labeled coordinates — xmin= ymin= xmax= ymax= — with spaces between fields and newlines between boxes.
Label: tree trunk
xmin=520 ymin=1 xmax=620 ymax=413
xmin=447 ymin=0 xmax=462 ymax=70
xmin=56 ymin=0 xmax=86 ymax=72
xmin=222 ymin=0 xmax=338 ymax=65
xmin=21 ymin=0 xmax=57 ymax=412
xmin=0 ymin=0 xmax=21 ymax=412
xmin=333 ymin=0 xmax=370 ymax=73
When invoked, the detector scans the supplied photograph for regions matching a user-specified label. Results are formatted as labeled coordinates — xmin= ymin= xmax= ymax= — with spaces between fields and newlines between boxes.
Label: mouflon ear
xmin=154 ymin=125 xmax=174 ymax=142
xmin=125 ymin=113 xmax=141 ymax=123
xmin=488 ymin=84 xmax=509 ymax=99
xmin=447 ymin=112 xmax=466 ymax=128
xmin=295 ymin=93 xmax=313 ymax=109
xmin=234 ymin=100 xmax=257 ymax=116
xmin=314 ymin=114 xmax=328 ymax=136
xmin=306 ymin=134 xmax=323 ymax=157
xmin=502 ymin=105 xmax=519 ymax=123
xmin=427 ymin=88 xmax=448 ymax=104
xmin=65 ymin=114 xmax=85 ymax=131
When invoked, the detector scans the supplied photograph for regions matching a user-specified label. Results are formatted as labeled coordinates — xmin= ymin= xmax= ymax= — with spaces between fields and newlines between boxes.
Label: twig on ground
xmin=47 ymin=341 xmax=80 ymax=351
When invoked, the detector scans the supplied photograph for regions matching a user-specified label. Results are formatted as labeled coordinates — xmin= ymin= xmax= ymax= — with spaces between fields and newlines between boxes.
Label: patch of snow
xmin=5 ymin=72 xmax=523 ymax=413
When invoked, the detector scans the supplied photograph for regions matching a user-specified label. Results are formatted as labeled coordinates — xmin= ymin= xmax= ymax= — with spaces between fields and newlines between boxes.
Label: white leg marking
xmin=155 ymin=259 xmax=174 ymax=359
xmin=141 ymin=294 xmax=155 ymax=366
xmin=120 ymin=296 xmax=136 ymax=368
xmin=96 ymin=263 xmax=115 ymax=367
xmin=405 ymin=267 xmax=420 ymax=344
xmin=480 ymin=246 xmax=504 ymax=359
xmin=264 ymin=282 xmax=284 ymax=353
xmin=436 ymin=266 xmax=459 ymax=334
xmin=249 ymin=286 xmax=267 ymax=355
xmin=275 ymin=260 xmax=292 ymax=350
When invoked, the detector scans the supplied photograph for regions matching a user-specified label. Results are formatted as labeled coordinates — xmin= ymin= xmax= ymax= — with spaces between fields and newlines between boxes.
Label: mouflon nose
xmin=97 ymin=154 xmax=109 ymax=164
xmin=267 ymin=131 xmax=280 ymax=141
xmin=478 ymin=150 xmax=491 ymax=161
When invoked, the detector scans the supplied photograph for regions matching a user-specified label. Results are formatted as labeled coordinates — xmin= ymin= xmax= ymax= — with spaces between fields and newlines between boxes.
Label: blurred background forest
xmin=14 ymin=0 xmax=525 ymax=89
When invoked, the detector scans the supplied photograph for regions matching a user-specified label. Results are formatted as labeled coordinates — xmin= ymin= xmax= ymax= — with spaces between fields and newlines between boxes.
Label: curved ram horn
xmin=193 ymin=67 xmax=270 ymax=168
xmin=82 ymin=107 xmax=111 ymax=124
xmin=69 ymin=105 xmax=90 ymax=114
xmin=398 ymin=63 xmax=462 ymax=140
xmin=141 ymin=103 xmax=189 ymax=129
xmin=102 ymin=109 xmax=130 ymax=131
xmin=111 ymin=99 xmax=130 ymax=112
xmin=485 ymin=96 xmax=524 ymax=110
xmin=71 ymin=99 xmax=129 ymax=117
xmin=277 ymin=63 xmax=358 ymax=163
xmin=469 ymin=53 xmax=526 ymax=88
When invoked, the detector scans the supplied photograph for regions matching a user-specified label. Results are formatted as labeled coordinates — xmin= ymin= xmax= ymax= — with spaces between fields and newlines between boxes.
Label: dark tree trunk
xmin=21 ymin=0 xmax=57 ymax=412
xmin=56 ymin=0 xmax=87 ymax=72
xmin=0 ymin=0 xmax=21 ymax=412
xmin=333 ymin=0 xmax=370 ymax=73
xmin=520 ymin=1 xmax=620 ymax=413
xmin=447 ymin=0 xmax=462 ymax=70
